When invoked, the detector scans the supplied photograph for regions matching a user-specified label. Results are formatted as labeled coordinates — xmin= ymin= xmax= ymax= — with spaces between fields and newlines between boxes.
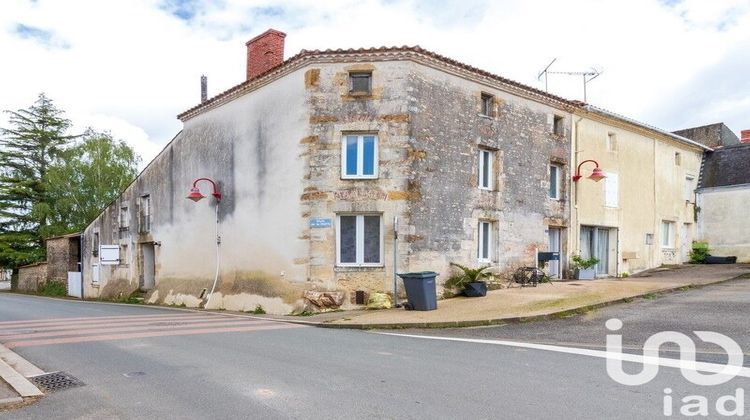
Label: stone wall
xmin=46 ymin=237 xmax=78 ymax=283
xmin=18 ymin=262 xmax=47 ymax=292
xmin=406 ymin=63 xmax=570 ymax=280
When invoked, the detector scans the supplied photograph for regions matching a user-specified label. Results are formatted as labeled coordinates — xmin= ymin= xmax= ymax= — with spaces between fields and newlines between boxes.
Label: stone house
xmin=695 ymin=133 xmax=750 ymax=262
xmin=81 ymin=29 xmax=574 ymax=313
xmin=570 ymin=107 xmax=710 ymax=276
xmin=17 ymin=233 xmax=81 ymax=292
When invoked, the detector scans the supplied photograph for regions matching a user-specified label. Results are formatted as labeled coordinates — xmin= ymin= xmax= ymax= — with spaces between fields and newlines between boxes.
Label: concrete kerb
xmin=0 ymin=343 xmax=43 ymax=407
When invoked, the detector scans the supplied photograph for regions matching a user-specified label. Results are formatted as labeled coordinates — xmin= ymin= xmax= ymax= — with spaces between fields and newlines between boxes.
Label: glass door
xmin=580 ymin=226 xmax=611 ymax=277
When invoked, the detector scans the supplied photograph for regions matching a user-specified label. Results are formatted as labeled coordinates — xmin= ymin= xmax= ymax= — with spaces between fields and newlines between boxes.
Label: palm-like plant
xmin=445 ymin=263 xmax=493 ymax=289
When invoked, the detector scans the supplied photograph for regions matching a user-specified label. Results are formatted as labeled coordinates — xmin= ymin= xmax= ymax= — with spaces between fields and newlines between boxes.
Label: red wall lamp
xmin=187 ymin=178 xmax=222 ymax=202
xmin=186 ymin=177 xmax=223 ymax=310
xmin=572 ymin=159 xmax=606 ymax=182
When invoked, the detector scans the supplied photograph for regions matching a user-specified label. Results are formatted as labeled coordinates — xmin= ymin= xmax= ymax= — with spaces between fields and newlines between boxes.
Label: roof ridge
xmin=177 ymin=45 xmax=575 ymax=120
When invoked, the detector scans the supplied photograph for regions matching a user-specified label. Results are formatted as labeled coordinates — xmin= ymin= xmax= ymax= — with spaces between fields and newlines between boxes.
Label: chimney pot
xmin=246 ymin=29 xmax=286 ymax=81
xmin=741 ymin=129 xmax=750 ymax=143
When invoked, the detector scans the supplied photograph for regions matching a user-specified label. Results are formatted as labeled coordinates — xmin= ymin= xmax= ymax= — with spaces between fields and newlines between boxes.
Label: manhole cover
xmin=29 ymin=371 xmax=85 ymax=393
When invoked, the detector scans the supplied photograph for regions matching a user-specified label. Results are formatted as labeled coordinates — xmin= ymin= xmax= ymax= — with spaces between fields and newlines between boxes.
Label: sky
xmin=1 ymin=0 xmax=748 ymax=164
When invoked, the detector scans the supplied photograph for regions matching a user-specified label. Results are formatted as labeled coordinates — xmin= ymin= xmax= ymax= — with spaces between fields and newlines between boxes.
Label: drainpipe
xmin=393 ymin=216 xmax=400 ymax=308
xmin=571 ymin=114 xmax=584 ymax=276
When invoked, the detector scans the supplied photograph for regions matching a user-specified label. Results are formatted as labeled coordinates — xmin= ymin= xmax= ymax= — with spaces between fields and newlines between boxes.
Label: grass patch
xmin=643 ymin=292 xmax=659 ymax=300
xmin=37 ymin=281 xmax=67 ymax=297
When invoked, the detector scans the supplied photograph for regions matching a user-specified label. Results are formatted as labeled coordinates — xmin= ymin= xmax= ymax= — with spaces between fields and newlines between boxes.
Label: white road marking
xmin=375 ymin=332 xmax=750 ymax=378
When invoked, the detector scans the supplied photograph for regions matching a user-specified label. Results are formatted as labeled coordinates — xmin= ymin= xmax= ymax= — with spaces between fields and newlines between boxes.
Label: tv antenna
xmin=537 ymin=58 xmax=602 ymax=102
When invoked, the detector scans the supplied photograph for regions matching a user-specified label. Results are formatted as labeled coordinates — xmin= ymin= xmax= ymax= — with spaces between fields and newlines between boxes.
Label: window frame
xmin=480 ymin=93 xmax=494 ymax=117
xmin=341 ymin=134 xmax=379 ymax=179
xmin=139 ymin=195 xmax=151 ymax=233
xmin=477 ymin=220 xmax=493 ymax=263
xmin=674 ymin=152 xmax=682 ymax=166
xmin=661 ymin=221 xmax=674 ymax=248
xmin=684 ymin=175 xmax=695 ymax=201
xmin=553 ymin=115 xmax=564 ymax=136
xmin=478 ymin=149 xmax=494 ymax=190
xmin=549 ymin=163 xmax=562 ymax=200
xmin=336 ymin=213 xmax=384 ymax=267
xmin=607 ymin=132 xmax=618 ymax=152
xmin=349 ymin=72 xmax=372 ymax=95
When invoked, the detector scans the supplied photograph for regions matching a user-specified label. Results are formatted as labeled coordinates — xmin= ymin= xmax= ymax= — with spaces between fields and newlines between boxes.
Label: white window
xmin=478 ymin=149 xmax=493 ymax=190
xmin=604 ymin=172 xmax=619 ymax=208
xmin=607 ymin=132 xmax=617 ymax=152
xmin=661 ymin=221 xmax=673 ymax=248
xmin=341 ymin=134 xmax=378 ymax=179
xmin=477 ymin=221 xmax=493 ymax=262
xmin=336 ymin=214 xmax=382 ymax=266
xmin=549 ymin=164 xmax=561 ymax=199
xmin=684 ymin=176 xmax=695 ymax=201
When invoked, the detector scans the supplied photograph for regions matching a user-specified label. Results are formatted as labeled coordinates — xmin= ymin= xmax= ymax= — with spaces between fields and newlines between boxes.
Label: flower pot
xmin=574 ymin=268 xmax=596 ymax=280
xmin=463 ymin=281 xmax=487 ymax=297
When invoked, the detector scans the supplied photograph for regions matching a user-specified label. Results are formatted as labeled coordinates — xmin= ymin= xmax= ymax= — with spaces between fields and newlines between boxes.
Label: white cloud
xmin=1 ymin=0 xmax=748 ymax=167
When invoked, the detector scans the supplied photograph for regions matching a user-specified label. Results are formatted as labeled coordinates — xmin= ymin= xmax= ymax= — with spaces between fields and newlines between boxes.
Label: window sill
xmin=346 ymin=92 xmax=373 ymax=99
xmin=341 ymin=176 xmax=379 ymax=180
xmin=477 ymin=114 xmax=494 ymax=120
xmin=91 ymin=283 xmax=100 ymax=288
xmin=478 ymin=187 xmax=494 ymax=192
xmin=335 ymin=265 xmax=385 ymax=272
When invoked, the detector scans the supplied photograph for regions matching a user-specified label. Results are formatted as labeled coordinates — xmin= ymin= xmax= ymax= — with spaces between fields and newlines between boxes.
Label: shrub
xmin=38 ymin=280 xmax=67 ymax=297
xmin=571 ymin=255 xmax=599 ymax=269
xmin=252 ymin=304 xmax=266 ymax=314
xmin=445 ymin=263 xmax=492 ymax=290
xmin=689 ymin=241 xmax=710 ymax=264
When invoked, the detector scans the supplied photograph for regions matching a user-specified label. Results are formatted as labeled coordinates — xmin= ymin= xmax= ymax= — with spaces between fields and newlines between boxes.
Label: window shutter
xmin=100 ymin=245 xmax=120 ymax=265
xmin=605 ymin=172 xmax=618 ymax=208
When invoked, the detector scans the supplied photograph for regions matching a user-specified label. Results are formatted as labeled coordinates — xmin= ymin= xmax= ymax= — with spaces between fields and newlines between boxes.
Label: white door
xmin=548 ymin=228 xmax=561 ymax=278
xmin=681 ymin=223 xmax=692 ymax=263
xmin=140 ymin=243 xmax=155 ymax=291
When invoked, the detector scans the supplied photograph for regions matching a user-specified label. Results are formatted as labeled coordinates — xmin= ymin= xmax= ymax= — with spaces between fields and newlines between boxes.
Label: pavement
xmin=265 ymin=264 xmax=750 ymax=328
xmin=2 ymin=281 xmax=750 ymax=418
xmin=397 ymin=275 xmax=750 ymax=365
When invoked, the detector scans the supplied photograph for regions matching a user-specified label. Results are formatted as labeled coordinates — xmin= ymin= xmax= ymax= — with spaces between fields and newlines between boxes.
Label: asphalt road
xmin=1 ymin=283 xmax=749 ymax=419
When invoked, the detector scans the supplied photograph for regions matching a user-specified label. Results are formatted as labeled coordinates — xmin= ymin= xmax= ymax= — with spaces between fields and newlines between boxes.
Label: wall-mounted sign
xmin=309 ymin=218 xmax=332 ymax=228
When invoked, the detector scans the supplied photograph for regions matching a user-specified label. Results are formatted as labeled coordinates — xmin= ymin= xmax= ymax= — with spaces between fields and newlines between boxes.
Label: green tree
xmin=0 ymin=93 xmax=77 ymax=267
xmin=46 ymin=130 xmax=140 ymax=233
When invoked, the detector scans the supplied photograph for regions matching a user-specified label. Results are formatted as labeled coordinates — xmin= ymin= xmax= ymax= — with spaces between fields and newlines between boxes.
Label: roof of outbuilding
xmin=177 ymin=46 xmax=577 ymax=121
xmin=699 ymin=143 xmax=750 ymax=189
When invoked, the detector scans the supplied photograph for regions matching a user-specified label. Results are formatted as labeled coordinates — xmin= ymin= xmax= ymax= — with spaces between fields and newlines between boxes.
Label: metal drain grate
xmin=29 ymin=371 xmax=85 ymax=393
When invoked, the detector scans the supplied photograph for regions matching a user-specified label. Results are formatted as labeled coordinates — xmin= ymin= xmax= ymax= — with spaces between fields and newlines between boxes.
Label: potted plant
xmin=445 ymin=263 xmax=492 ymax=297
xmin=571 ymin=255 xmax=599 ymax=280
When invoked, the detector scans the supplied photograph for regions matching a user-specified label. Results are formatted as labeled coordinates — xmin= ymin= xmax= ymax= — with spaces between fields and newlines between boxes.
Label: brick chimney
xmin=741 ymin=129 xmax=750 ymax=143
xmin=246 ymin=29 xmax=286 ymax=81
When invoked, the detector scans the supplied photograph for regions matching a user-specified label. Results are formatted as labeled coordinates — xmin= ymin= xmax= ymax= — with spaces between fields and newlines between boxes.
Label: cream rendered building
xmin=568 ymin=106 xmax=710 ymax=277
